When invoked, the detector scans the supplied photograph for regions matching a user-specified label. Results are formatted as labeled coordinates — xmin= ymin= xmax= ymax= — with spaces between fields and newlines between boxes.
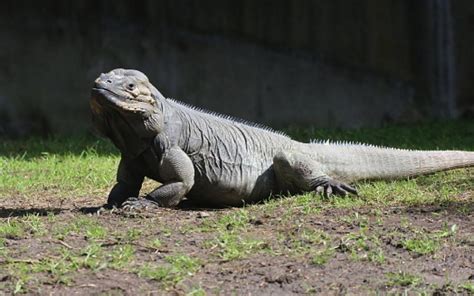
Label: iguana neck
xmin=105 ymin=110 xmax=152 ymax=158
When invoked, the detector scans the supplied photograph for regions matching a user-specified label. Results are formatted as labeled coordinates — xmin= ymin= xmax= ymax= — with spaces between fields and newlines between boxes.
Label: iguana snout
xmin=91 ymin=68 xmax=157 ymax=115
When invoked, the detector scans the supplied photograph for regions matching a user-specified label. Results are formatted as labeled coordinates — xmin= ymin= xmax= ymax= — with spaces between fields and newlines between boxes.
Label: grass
xmin=136 ymin=254 xmax=201 ymax=286
xmin=0 ymin=136 xmax=118 ymax=199
xmin=385 ymin=271 xmax=422 ymax=287
xmin=0 ymin=119 xmax=473 ymax=294
xmin=401 ymin=223 xmax=459 ymax=256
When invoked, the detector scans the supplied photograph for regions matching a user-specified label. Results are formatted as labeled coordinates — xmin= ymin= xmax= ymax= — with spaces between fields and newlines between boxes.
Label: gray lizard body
xmin=90 ymin=69 xmax=474 ymax=208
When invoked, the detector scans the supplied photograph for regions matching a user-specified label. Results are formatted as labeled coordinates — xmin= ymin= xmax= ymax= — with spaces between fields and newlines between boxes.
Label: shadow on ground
xmin=0 ymin=207 xmax=64 ymax=218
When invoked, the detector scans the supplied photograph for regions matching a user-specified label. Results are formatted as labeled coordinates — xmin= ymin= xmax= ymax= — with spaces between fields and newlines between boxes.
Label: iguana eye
xmin=127 ymin=83 xmax=135 ymax=90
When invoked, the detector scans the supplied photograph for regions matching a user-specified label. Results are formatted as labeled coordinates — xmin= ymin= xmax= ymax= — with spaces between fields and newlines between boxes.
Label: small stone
xmin=197 ymin=211 xmax=210 ymax=218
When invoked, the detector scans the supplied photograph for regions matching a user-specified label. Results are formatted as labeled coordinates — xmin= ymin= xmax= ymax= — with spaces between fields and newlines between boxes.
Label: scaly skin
xmin=90 ymin=69 xmax=474 ymax=209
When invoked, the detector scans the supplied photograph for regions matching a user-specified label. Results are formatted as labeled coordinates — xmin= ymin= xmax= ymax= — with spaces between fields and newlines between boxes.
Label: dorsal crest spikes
xmin=167 ymin=98 xmax=289 ymax=137
xmin=309 ymin=139 xmax=415 ymax=152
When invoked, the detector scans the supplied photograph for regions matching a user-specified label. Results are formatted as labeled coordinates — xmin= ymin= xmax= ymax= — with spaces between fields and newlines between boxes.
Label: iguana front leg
xmin=273 ymin=151 xmax=357 ymax=197
xmin=123 ymin=146 xmax=195 ymax=209
xmin=106 ymin=158 xmax=144 ymax=207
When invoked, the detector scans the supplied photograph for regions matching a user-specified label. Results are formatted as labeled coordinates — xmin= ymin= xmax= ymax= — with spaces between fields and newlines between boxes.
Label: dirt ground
xmin=1 ymin=192 xmax=473 ymax=296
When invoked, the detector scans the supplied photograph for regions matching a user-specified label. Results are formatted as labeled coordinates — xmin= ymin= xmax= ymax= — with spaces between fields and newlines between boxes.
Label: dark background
xmin=0 ymin=0 xmax=473 ymax=136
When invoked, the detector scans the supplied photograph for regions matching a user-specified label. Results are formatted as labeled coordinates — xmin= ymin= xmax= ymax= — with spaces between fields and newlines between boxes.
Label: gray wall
xmin=0 ymin=0 xmax=471 ymax=136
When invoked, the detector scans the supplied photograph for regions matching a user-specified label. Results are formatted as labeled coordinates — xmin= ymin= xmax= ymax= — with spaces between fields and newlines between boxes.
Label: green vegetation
xmin=0 ymin=136 xmax=118 ymax=199
xmin=137 ymin=254 xmax=201 ymax=286
xmin=385 ymin=271 xmax=422 ymax=287
xmin=402 ymin=237 xmax=439 ymax=255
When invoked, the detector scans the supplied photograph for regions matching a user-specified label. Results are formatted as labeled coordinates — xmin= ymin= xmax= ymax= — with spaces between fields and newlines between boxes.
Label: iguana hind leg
xmin=273 ymin=151 xmax=357 ymax=197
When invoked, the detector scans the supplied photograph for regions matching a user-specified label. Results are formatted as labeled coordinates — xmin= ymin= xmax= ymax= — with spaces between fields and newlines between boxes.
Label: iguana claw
xmin=315 ymin=180 xmax=358 ymax=198
xmin=122 ymin=197 xmax=160 ymax=211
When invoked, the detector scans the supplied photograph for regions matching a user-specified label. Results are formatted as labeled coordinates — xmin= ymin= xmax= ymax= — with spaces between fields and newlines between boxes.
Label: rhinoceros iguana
xmin=89 ymin=68 xmax=474 ymax=208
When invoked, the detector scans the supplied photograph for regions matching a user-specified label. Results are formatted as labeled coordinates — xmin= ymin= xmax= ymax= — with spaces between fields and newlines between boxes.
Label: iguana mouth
xmin=91 ymin=87 xmax=149 ymax=115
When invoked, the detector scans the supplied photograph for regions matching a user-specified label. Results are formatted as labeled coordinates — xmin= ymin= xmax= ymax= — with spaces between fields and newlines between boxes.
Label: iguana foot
xmin=314 ymin=180 xmax=358 ymax=198
xmin=95 ymin=204 xmax=116 ymax=215
xmin=101 ymin=203 xmax=116 ymax=210
xmin=122 ymin=197 xmax=160 ymax=211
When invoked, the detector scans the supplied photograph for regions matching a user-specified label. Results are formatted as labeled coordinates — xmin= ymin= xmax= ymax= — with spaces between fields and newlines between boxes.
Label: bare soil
xmin=0 ymin=194 xmax=473 ymax=295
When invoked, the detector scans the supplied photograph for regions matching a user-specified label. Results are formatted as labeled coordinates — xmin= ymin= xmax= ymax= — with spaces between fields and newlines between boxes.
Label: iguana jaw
xmin=91 ymin=87 xmax=155 ymax=116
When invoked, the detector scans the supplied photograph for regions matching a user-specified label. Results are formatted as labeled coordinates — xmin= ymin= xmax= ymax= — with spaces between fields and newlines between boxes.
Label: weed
xmin=86 ymin=225 xmax=107 ymax=241
xmin=31 ymin=257 xmax=74 ymax=285
xmin=53 ymin=216 xmax=101 ymax=240
xmin=402 ymin=237 xmax=438 ymax=255
xmin=340 ymin=212 xmax=369 ymax=228
xmin=213 ymin=231 xmax=267 ymax=261
xmin=0 ymin=238 xmax=6 ymax=256
xmin=13 ymin=279 xmax=25 ymax=295
xmin=433 ymin=223 xmax=458 ymax=239
xmin=137 ymin=264 xmax=173 ymax=282
xmin=367 ymin=248 xmax=385 ymax=264
xmin=22 ymin=214 xmax=46 ymax=235
xmin=459 ymin=282 xmax=474 ymax=293
xmin=124 ymin=229 xmax=143 ymax=242
xmin=109 ymin=244 xmax=135 ymax=269
xmin=165 ymin=254 xmax=201 ymax=274
xmin=338 ymin=229 xmax=386 ymax=264
xmin=81 ymin=243 xmax=106 ymax=271
xmin=311 ymin=248 xmax=335 ymax=266
xmin=285 ymin=228 xmax=331 ymax=255
xmin=217 ymin=209 xmax=250 ymax=231
xmin=0 ymin=219 xmax=25 ymax=239
xmin=148 ymin=238 xmax=162 ymax=250
xmin=136 ymin=254 xmax=201 ymax=286
xmin=6 ymin=262 xmax=32 ymax=294
xmin=186 ymin=287 xmax=207 ymax=296
xmin=386 ymin=271 xmax=422 ymax=287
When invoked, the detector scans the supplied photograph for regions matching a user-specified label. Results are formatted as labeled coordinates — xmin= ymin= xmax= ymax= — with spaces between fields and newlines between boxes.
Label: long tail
xmin=310 ymin=142 xmax=474 ymax=182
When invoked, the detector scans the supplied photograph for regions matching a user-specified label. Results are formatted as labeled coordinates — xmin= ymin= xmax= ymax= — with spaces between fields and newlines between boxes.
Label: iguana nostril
xmin=106 ymin=79 xmax=113 ymax=84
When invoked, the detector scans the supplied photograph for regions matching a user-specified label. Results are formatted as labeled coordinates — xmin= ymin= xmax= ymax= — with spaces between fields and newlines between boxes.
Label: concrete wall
xmin=0 ymin=0 xmax=471 ymax=136
xmin=452 ymin=1 xmax=474 ymax=114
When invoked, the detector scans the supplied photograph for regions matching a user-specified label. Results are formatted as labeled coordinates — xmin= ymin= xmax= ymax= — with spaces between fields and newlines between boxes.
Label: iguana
xmin=90 ymin=68 xmax=474 ymax=209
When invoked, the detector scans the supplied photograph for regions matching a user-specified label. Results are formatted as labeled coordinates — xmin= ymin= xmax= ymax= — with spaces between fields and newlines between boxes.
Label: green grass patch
xmin=209 ymin=231 xmax=268 ymax=261
xmin=402 ymin=237 xmax=439 ymax=255
xmin=0 ymin=214 xmax=49 ymax=239
xmin=338 ymin=228 xmax=386 ymax=264
xmin=136 ymin=254 xmax=201 ymax=286
xmin=0 ymin=219 xmax=25 ymax=239
xmin=0 ymin=136 xmax=118 ymax=199
xmin=385 ymin=271 xmax=422 ymax=287
xmin=109 ymin=244 xmax=135 ymax=269
xmin=311 ymin=248 xmax=335 ymax=266
xmin=400 ymin=223 xmax=458 ymax=256
xmin=460 ymin=282 xmax=474 ymax=293
xmin=53 ymin=216 xmax=106 ymax=240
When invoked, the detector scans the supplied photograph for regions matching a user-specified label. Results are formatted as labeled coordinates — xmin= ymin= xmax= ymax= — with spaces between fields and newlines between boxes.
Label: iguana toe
xmin=122 ymin=197 xmax=160 ymax=211
xmin=315 ymin=180 xmax=358 ymax=198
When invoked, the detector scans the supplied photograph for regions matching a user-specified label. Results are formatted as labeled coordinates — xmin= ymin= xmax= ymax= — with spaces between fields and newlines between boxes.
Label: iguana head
xmin=90 ymin=68 xmax=165 ymax=138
